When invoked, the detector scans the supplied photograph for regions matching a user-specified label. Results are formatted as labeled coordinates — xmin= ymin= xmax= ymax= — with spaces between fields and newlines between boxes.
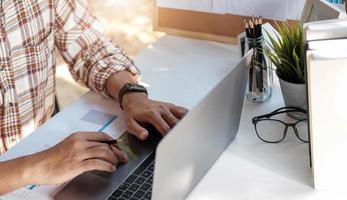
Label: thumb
xmin=126 ymin=119 xmax=149 ymax=140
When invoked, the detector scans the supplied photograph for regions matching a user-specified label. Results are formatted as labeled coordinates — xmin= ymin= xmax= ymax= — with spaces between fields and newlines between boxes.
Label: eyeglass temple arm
xmin=269 ymin=106 xmax=306 ymax=115
xmin=252 ymin=107 xmax=307 ymax=124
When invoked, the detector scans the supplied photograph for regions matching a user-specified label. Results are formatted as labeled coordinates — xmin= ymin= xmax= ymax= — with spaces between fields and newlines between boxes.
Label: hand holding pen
xmin=21 ymin=132 xmax=128 ymax=187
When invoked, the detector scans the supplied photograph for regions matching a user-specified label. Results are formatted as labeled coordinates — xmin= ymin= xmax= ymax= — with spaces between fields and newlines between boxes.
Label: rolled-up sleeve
xmin=54 ymin=0 xmax=139 ymax=98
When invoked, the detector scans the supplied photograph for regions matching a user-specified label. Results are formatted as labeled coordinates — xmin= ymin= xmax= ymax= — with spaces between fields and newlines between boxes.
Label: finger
xmin=78 ymin=132 xmax=114 ymax=142
xmin=147 ymin=113 xmax=171 ymax=135
xmin=79 ymin=144 xmax=118 ymax=165
xmin=66 ymin=138 xmax=106 ymax=152
xmin=79 ymin=159 xmax=116 ymax=173
xmin=83 ymin=141 xmax=113 ymax=149
xmin=169 ymin=105 xmax=189 ymax=119
xmin=162 ymin=111 xmax=179 ymax=128
xmin=110 ymin=145 xmax=128 ymax=163
xmin=126 ymin=119 xmax=149 ymax=140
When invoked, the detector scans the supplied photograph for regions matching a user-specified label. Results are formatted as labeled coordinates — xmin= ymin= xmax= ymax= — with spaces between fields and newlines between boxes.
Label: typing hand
xmin=122 ymin=93 xmax=188 ymax=140
xmin=27 ymin=132 xmax=128 ymax=185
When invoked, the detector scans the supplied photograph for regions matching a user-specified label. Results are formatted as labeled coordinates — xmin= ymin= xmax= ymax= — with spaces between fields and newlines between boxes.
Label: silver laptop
xmin=56 ymin=51 xmax=251 ymax=200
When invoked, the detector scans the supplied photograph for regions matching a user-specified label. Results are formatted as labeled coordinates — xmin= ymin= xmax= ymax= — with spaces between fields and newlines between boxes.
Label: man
xmin=0 ymin=0 xmax=187 ymax=195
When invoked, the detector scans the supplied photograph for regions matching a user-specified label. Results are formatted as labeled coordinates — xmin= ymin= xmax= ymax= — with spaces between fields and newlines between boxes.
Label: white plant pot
xmin=278 ymin=77 xmax=307 ymax=120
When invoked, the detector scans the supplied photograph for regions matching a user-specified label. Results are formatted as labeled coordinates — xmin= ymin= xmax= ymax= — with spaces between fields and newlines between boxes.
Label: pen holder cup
xmin=245 ymin=37 xmax=273 ymax=102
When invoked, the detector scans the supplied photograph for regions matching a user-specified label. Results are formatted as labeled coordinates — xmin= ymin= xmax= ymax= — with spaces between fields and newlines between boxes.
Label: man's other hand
xmin=28 ymin=132 xmax=128 ymax=185
xmin=122 ymin=93 xmax=188 ymax=140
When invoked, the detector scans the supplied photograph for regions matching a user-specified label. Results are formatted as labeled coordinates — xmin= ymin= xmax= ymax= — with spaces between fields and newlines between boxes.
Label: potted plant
xmin=265 ymin=22 xmax=306 ymax=119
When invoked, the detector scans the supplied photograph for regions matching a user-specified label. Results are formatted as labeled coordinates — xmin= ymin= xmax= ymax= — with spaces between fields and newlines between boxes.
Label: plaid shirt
xmin=0 ymin=0 xmax=139 ymax=154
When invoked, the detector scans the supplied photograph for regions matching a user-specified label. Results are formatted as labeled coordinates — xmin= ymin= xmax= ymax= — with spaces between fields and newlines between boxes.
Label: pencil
xmin=245 ymin=19 xmax=250 ymax=38
xmin=248 ymin=18 xmax=256 ymax=93
xmin=249 ymin=20 xmax=255 ymax=38
xmin=259 ymin=16 xmax=263 ymax=37
xmin=259 ymin=16 xmax=264 ymax=92
xmin=259 ymin=16 xmax=263 ymax=26
xmin=255 ymin=17 xmax=262 ymax=92
xmin=254 ymin=18 xmax=259 ymax=38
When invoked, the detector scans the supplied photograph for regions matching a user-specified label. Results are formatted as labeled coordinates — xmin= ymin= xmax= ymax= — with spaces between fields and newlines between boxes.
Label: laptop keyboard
xmin=107 ymin=153 xmax=155 ymax=200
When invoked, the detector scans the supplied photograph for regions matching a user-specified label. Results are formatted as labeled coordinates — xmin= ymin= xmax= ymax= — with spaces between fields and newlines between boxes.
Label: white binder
xmin=305 ymin=19 xmax=347 ymax=190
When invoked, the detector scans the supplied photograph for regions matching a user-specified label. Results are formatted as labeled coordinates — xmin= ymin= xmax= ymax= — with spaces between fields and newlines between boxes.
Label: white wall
xmin=157 ymin=0 xmax=212 ymax=13
xmin=157 ymin=0 xmax=307 ymax=20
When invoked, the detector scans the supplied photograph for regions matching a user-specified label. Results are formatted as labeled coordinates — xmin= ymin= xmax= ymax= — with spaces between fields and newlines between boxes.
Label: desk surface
xmin=1 ymin=34 xmax=346 ymax=199
xmin=136 ymin=35 xmax=346 ymax=200
xmin=136 ymin=35 xmax=241 ymax=109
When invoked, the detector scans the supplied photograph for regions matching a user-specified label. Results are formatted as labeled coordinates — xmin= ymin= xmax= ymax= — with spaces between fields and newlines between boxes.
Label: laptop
xmin=55 ymin=51 xmax=251 ymax=200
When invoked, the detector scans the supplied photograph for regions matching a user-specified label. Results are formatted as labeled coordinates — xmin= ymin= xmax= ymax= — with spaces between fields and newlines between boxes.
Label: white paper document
xmin=0 ymin=92 xmax=126 ymax=200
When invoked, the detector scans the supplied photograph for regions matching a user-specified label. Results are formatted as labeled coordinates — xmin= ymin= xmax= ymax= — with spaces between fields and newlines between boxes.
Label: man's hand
xmin=28 ymin=132 xmax=128 ymax=185
xmin=105 ymin=71 xmax=189 ymax=140
xmin=0 ymin=132 xmax=128 ymax=194
xmin=122 ymin=93 xmax=188 ymax=140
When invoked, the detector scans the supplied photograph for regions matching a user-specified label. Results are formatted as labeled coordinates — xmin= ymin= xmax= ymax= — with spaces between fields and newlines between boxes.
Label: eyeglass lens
xmin=255 ymin=120 xmax=286 ymax=143
xmin=295 ymin=120 xmax=309 ymax=142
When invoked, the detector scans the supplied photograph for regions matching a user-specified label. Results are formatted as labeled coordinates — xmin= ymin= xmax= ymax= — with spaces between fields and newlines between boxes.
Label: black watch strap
xmin=119 ymin=83 xmax=148 ymax=110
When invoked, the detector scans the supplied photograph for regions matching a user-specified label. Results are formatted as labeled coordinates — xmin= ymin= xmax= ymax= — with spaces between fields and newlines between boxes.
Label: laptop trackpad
xmin=55 ymin=172 xmax=110 ymax=200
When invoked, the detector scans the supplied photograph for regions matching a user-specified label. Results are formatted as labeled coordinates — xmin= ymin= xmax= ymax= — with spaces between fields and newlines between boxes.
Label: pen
xmin=102 ymin=139 xmax=118 ymax=145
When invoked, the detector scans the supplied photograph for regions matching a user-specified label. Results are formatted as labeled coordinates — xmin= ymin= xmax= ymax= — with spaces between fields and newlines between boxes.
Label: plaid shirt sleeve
xmin=54 ymin=0 xmax=140 ymax=98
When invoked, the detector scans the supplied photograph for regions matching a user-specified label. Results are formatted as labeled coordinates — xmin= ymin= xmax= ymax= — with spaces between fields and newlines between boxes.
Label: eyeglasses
xmin=252 ymin=107 xmax=309 ymax=143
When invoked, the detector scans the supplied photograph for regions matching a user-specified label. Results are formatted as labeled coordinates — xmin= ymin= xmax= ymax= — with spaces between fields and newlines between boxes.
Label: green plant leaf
xmin=265 ymin=22 xmax=305 ymax=84
xmin=292 ymin=46 xmax=305 ymax=82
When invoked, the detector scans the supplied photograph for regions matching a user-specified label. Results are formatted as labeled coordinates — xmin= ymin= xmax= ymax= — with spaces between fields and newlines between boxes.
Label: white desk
xmin=1 ymin=35 xmax=346 ymax=199
xmin=136 ymin=35 xmax=241 ymax=109
xmin=136 ymin=35 xmax=346 ymax=200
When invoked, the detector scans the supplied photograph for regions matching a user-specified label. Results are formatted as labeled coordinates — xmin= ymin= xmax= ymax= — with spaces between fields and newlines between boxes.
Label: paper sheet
xmin=0 ymin=93 xmax=126 ymax=200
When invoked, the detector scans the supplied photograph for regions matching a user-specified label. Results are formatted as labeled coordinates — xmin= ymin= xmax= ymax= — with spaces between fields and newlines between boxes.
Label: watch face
xmin=129 ymin=85 xmax=137 ymax=90
xmin=127 ymin=84 xmax=146 ymax=92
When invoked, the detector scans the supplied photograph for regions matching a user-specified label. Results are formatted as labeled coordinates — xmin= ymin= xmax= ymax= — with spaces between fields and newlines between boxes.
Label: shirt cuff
xmin=98 ymin=63 xmax=140 ymax=99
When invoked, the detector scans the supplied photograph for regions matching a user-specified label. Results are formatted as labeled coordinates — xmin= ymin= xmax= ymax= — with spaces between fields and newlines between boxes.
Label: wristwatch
xmin=119 ymin=83 xmax=148 ymax=110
